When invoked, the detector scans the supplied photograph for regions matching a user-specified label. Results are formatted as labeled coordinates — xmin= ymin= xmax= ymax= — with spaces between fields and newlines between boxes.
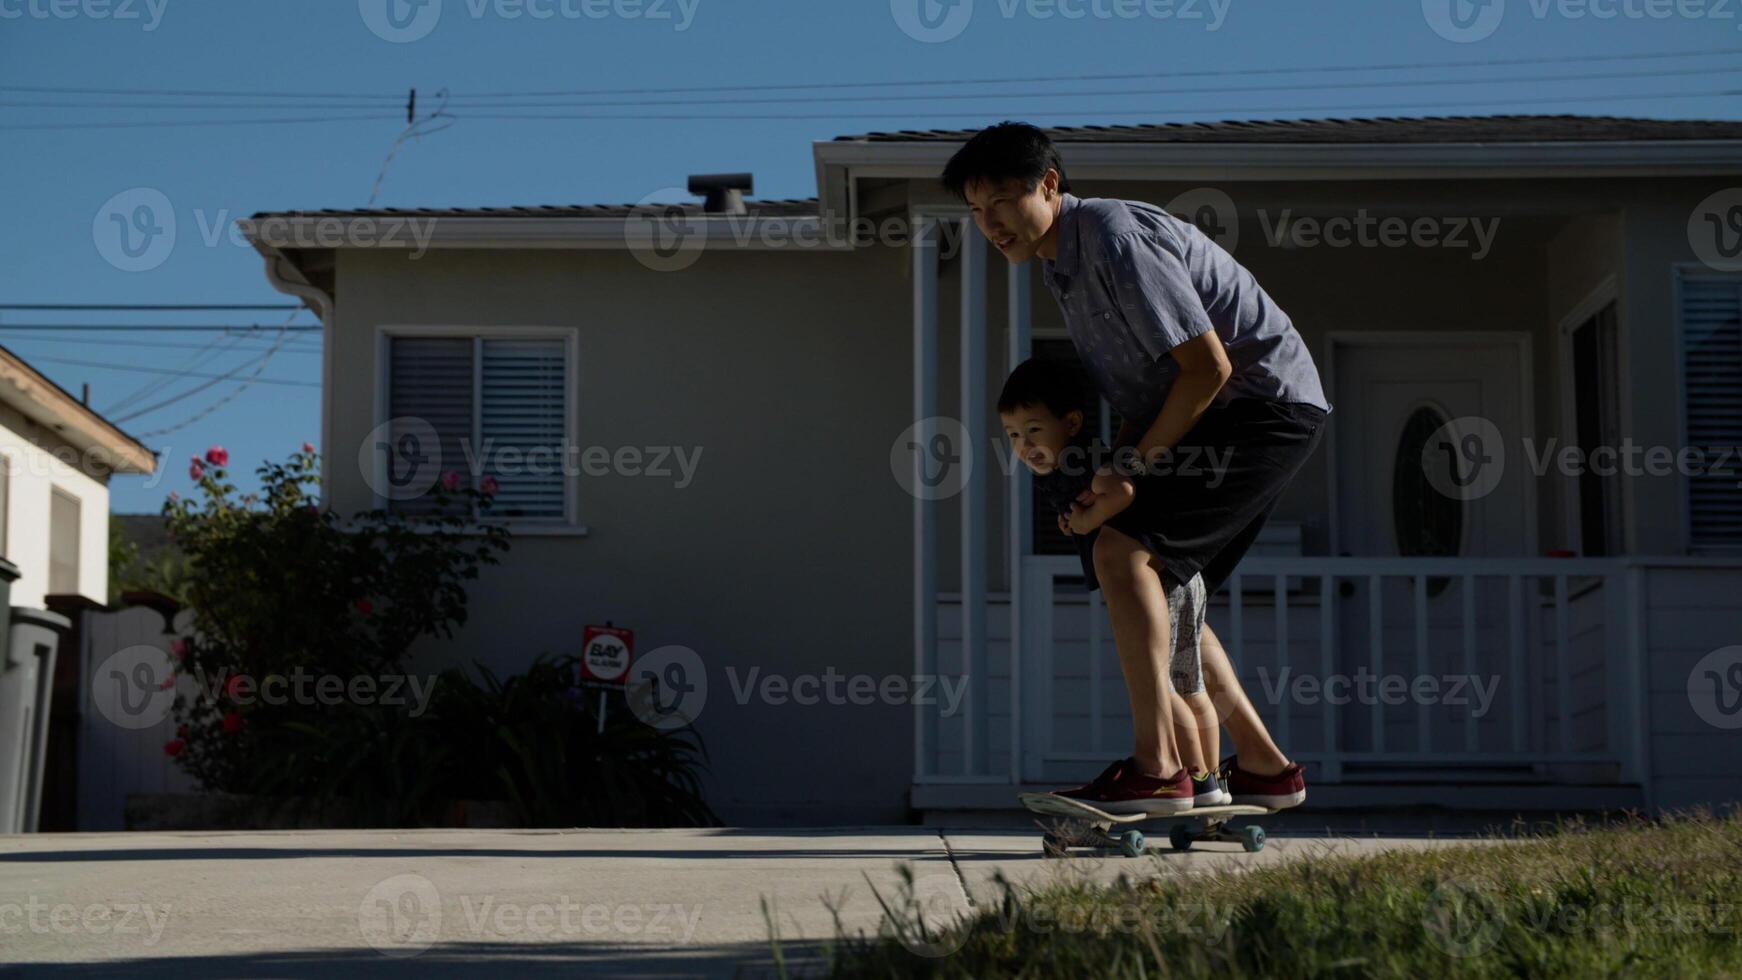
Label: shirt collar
xmin=1045 ymin=192 xmax=1082 ymax=280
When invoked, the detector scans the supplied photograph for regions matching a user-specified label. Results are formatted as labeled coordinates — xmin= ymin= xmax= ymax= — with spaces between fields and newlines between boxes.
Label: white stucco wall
xmin=0 ymin=413 xmax=112 ymax=608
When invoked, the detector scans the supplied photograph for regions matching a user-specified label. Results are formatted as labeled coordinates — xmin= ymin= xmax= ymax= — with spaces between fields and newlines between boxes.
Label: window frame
xmin=1671 ymin=265 xmax=1742 ymax=556
xmin=1555 ymin=275 xmax=1624 ymax=557
xmin=373 ymin=325 xmax=584 ymax=536
xmin=48 ymin=484 xmax=81 ymax=595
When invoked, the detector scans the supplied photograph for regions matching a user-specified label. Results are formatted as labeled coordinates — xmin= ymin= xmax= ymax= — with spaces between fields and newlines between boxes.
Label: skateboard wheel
xmin=1241 ymin=825 xmax=1266 ymax=853
xmin=1169 ymin=824 xmax=1193 ymax=852
xmin=1118 ymin=830 xmax=1145 ymax=858
xmin=1042 ymin=835 xmax=1069 ymax=859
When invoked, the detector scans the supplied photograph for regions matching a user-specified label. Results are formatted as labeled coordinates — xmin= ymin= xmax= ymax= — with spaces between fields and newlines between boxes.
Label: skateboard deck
xmin=1019 ymin=792 xmax=1276 ymax=856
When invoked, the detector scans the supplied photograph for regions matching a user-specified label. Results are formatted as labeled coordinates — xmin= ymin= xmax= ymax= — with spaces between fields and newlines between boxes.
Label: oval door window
xmin=1393 ymin=406 xmax=1463 ymax=595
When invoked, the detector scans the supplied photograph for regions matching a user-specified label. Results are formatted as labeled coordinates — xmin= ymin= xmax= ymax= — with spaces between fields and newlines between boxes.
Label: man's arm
xmin=1124 ymin=331 xmax=1232 ymax=463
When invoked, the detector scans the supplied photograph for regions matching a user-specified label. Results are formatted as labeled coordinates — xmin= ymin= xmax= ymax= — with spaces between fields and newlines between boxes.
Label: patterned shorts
xmin=1166 ymin=571 xmax=1207 ymax=695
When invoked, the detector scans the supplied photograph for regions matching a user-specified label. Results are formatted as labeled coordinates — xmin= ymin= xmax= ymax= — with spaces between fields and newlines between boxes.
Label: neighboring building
xmin=0 ymin=346 xmax=157 ymax=607
xmin=245 ymin=116 xmax=1742 ymax=825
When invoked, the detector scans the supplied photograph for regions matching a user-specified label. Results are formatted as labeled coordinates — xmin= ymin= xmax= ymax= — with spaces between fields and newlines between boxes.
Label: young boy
xmin=998 ymin=356 xmax=1230 ymax=812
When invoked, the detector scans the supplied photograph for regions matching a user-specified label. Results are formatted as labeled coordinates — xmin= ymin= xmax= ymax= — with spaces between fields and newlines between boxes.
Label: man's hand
xmin=1057 ymin=512 xmax=1073 ymax=537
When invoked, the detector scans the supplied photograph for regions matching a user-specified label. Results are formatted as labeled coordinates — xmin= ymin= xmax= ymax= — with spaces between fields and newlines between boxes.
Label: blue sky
xmin=1 ymin=0 xmax=1738 ymax=513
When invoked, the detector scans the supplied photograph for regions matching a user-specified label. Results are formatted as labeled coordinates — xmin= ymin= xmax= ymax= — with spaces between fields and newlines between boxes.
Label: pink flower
xmin=163 ymin=739 xmax=185 ymax=758
xmin=204 ymin=446 xmax=229 ymax=467
xmin=157 ymin=675 xmax=176 ymax=690
xmin=440 ymin=471 xmax=462 ymax=492
xmin=170 ymin=638 xmax=188 ymax=660
xmin=222 ymin=711 xmax=243 ymax=735
xmin=481 ymin=476 xmax=499 ymax=496
xmin=355 ymin=598 xmax=374 ymax=616
xmin=301 ymin=442 xmax=315 ymax=454
xmin=188 ymin=459 xmax=205 ymax=481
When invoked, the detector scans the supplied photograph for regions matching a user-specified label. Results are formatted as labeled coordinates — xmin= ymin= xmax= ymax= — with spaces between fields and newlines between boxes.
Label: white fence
xmin=75 ymin=605 xmax=197 ymax=830
xmin=922 ymin=556 xmax=1647 ymax=789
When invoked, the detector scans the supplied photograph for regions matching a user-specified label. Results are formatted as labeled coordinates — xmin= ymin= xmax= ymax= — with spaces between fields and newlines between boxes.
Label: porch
xmin=902 ymin=207 xmax=1711 ymax=818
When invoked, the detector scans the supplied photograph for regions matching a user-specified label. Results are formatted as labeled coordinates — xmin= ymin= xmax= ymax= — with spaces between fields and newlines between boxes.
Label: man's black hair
xmin=940 ymin=121 xmax=1071 ymax=204
xmin=998 ymin=356 xmax=1089 ymax=420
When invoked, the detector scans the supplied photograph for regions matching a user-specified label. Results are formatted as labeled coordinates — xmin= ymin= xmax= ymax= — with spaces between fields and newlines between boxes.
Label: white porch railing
xmin=918 ymin=556 xmax=1648 ymax=789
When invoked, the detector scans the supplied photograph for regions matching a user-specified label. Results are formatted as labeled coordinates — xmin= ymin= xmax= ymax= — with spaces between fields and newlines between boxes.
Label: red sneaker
xmin=1055 ymin=757 xmax=1194 ymax=816
xmin=1222 ymin=757 xmax=1306 ymax=809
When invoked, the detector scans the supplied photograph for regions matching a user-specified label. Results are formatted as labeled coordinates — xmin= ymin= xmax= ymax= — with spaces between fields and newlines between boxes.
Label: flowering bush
xmin=160 ymin=443 xmax=510 ymax=792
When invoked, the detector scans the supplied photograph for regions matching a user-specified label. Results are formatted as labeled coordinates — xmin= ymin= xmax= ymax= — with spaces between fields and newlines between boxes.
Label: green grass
xmin=795 ymin=810 xmax=1742 ymax=979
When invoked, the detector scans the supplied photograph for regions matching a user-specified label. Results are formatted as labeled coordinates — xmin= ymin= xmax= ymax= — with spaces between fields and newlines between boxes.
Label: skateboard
xmin=1019 ymin=792 xmax=1274 ymax=857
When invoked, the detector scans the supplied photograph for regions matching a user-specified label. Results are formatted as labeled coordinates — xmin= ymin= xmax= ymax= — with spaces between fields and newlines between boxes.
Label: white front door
xmin=1330 ymin=335 xmax=1534 ymax=761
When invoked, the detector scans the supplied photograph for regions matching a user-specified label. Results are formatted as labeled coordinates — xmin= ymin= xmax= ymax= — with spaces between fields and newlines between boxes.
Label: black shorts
xmin=1080 ymin=398 xmax=1326 ymax=598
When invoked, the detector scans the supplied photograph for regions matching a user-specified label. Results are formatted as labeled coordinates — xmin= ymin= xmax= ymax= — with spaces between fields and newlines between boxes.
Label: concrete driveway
xmin=0 ymin=826 xmax=1490 ymax=978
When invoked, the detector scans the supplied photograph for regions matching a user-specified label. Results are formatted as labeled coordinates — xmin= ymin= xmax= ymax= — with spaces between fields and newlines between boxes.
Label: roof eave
xmin=239 ymin=213 xmax=845 ymax=252
xmin=0 ymin=349 xmax=157 ymax=476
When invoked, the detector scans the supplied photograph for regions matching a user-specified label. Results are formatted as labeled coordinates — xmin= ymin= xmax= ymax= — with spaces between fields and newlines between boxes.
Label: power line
xmin=0 ymin=114 xmax=402 ymax=131
xmin=124 ymin=318 xmax=308 ymax=434
xmin=12 ymin=63 xmax=1739 ymax=112
xmin=22 ymin=353 xmax=318 ymax=388
xmin=0 ymin=334 xmax=320 ymax=355
xmin=0 ymin=303 xmax=303 ymax=311
xmin=443 ymin=45 xmax=1742 ymax=98
xmin=0 ymin=324 xmax=321 ymax=332
xmin=464 ymin=86 xmax=1738 ymax=122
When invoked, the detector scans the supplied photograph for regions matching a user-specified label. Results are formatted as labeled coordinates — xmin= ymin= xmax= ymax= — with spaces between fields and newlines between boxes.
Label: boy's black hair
xmin=998 ymin=356 xmax=1089 ymax=421
xmin=940 ymin=121 xmax=1071 ymax=204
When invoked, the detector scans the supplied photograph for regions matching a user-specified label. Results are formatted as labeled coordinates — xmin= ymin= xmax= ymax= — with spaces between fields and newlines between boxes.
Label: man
xmin=943 ymin=121 xmax=1328 ymax=811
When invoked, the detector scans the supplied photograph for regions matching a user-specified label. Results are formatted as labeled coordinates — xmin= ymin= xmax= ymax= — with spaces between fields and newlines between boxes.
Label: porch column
xmin=959 ymin=219 xmax=989 ymax=777
xmin=1006 ymin=259 xmax=1031 ymax=784
xmin=912 ymin=217 xmax=938 ymax=781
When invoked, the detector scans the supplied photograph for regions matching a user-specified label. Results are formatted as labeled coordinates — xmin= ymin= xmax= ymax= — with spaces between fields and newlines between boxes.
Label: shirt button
xmin=1103 ymin=312 xmax=1111 ymax=320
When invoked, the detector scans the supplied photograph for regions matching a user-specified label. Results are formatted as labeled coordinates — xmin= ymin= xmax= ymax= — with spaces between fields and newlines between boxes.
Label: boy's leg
xmin=1170 ymin=690 xmax=1205 ymax=774
xmin=1197 ymin=620 xmax=1288 ymax=775
xmin=1092 ymin=523 xmax=1181 ymax=778
xmin=1166 ymin=572 xmax=1222 ymax=771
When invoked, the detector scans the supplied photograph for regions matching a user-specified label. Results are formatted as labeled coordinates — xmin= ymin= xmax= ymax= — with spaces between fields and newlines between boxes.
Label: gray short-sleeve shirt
xmin=1040 ymin=192 xmax=1331 ymax=427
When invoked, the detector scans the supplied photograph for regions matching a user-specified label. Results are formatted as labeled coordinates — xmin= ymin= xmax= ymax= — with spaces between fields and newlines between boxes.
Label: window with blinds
xmin=387 ymin=334 xmax=570 ymax=522
xmin=1679 ymin=272 xmax=1742 ymax=552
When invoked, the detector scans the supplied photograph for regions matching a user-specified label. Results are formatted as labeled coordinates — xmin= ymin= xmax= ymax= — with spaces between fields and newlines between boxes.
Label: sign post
xmin=580 ymin=622 xmax=634 ymax=734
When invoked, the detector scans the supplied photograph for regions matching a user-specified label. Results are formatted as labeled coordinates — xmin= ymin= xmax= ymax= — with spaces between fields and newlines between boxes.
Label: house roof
xmin=831 ymin=114 xmax=1742 ymax=144
xmin=0 ymin=345 xmax=157 ymax=475
xmin=250 ymin=198 xmax=820 ymax=221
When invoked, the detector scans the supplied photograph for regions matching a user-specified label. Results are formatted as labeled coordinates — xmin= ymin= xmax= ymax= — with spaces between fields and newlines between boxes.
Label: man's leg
xmin=1093 ymin=523 xmax=1181 ymax=778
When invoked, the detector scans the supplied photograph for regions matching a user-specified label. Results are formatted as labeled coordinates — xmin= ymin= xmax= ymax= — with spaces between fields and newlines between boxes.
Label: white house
xmin=0 ymin=346 xmax=157 ymax=607
xmin=244 ymin=115 xmax=1742 ymax=825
